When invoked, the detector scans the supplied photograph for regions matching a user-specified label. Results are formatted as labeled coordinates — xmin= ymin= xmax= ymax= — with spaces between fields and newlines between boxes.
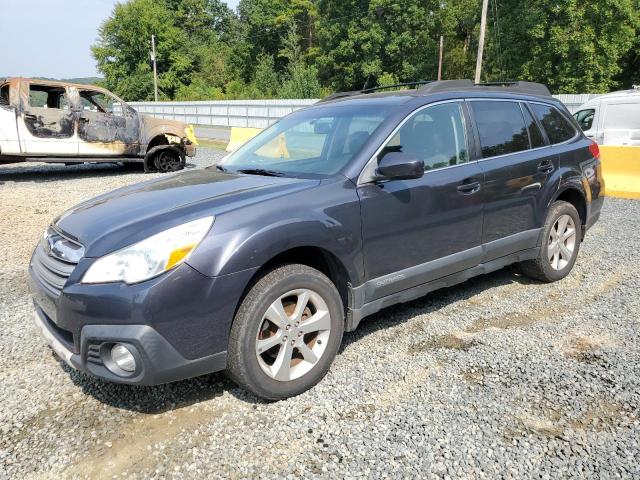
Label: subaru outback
xmin=29 ymin=80 xmax=604 ymax=400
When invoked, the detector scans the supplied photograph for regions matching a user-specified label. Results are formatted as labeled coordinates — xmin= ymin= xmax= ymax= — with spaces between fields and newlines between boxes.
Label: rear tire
xmin=227 ymin=264 xmax=344 ymax=401
xmin=519 ymin=200 xmax=581 ymax=282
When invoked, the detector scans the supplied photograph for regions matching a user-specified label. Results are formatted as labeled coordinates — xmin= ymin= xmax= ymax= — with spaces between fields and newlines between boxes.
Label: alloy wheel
xmin=547 ymin=214 xmax=576 ymax=270
xmin=255 ymin=289 xmax=331 ymax=381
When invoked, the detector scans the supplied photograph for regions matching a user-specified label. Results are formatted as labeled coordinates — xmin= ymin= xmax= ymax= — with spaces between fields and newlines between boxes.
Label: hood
xmin=55 ymin=169 xmax=319 ymax=257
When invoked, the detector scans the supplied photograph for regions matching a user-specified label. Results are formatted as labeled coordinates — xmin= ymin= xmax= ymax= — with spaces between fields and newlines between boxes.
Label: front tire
xmin=520 ymin=201 xmax=581 ymax=282
xmin=227 ymin=264 xmax=344 ymax=400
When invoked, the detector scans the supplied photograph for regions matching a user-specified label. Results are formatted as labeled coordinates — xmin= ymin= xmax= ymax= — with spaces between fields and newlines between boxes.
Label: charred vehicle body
xmin=0 ymin=78 xmax=196 ymax=172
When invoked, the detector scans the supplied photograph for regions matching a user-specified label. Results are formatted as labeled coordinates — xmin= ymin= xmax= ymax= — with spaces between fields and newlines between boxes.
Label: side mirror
xmin=375 ymin=151 xmax=424 ymax=180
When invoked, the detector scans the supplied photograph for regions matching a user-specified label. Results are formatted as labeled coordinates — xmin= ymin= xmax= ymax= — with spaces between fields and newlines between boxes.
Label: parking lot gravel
xmin=0 ymin=149 xmax=638 ymax=479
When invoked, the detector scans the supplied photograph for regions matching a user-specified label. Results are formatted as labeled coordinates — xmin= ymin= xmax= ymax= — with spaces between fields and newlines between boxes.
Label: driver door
xmin=75 ymin=88 xmax=140 ymax=156
xmin=357 ymin=101 xmax=484 ymax=301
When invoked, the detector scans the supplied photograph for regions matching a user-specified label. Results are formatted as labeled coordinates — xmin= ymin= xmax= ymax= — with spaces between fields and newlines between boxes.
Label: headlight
xmin=82 ymin=216 xmax=214 ymax=284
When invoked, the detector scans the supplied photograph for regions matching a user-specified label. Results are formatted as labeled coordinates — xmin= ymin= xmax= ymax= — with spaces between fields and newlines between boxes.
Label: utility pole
xmin=151 ymin=34 xmax=159 ymax=102
xmin=438 ymin=35 xmax=444 ymax=81
xmin=474 ymin=0 xmax=489 ymax=83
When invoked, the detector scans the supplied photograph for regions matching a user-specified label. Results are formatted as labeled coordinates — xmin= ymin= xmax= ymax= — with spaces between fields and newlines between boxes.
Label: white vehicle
xmin=0 ymin=77 xmax=197 ymax=172
xmin=573 ymin=88 xmax=640 ymax=146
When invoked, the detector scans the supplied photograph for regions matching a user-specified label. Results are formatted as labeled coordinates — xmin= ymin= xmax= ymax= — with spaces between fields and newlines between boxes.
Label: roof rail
xmin=319 ymin=79 xmax=552 ymax=103
xmin=319 ymin=80 xmax=435 ymax=103
xmin=474 ymin=81 xmax=551 ymax=96
xmin=416 ymin=79 xmax=474 ymax=93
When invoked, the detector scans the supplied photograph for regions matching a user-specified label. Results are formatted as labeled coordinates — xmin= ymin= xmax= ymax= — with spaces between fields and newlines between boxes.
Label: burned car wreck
xmin=0 ymin=78 xmax=197 ymax=172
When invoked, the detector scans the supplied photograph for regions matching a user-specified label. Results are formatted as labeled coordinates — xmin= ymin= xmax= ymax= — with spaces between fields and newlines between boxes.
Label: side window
xmin=0 ymin=85 xmax=9 ymax=106
xmin=386 ymin=102 xmax=468 ymax=171
xmin=28 ymin=84 xmax=71 ymax=110
xmin=530 ymin=103 xmax=576 ymax=144
xmin=574 ymin=109 xmax=595 ymax=131
xmin=470 ymin=101 xmax=529 ymax=158
xmin=79 ymin=90 xmax=119 ymax=115
xmin=522 ymin=104 xmax=545 ymax=148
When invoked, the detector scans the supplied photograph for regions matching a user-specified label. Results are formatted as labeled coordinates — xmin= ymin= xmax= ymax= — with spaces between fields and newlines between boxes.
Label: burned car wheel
xmin=154 ymin=149 xmax=184 ymax=172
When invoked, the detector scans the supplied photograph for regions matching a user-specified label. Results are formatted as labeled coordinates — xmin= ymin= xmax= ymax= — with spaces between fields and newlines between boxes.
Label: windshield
xmin=220 ymin=104 xmax=390 ymax=177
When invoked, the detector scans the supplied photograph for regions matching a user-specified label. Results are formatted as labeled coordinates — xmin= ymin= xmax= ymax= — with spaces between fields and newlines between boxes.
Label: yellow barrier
xmin=226 ymin=127 xmax=262 ymax=152
xmin=599 ymin=146 xmax=640 ymax=199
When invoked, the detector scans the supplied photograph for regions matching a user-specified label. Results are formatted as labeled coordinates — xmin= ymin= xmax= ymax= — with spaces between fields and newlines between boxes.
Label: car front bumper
xmin=29 ymin=253 xmax=257 ymax=385
xmin=32 ymin=306 xmax=227 ymax=385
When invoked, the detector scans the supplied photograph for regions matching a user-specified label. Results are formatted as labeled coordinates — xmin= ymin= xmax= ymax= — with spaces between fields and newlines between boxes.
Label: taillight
xmin=588 ymin=141 xmax=600 ymax=160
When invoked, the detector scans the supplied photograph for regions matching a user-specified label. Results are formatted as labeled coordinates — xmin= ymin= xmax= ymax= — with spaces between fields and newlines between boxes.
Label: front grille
xmin=31 ymin=241 xmax=78 ymax=296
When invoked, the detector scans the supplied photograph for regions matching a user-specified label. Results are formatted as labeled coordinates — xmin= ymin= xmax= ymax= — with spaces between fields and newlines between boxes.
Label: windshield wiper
xmin=236 ymin=168 xmax=285 ymax=177
xmin=215 ymin=164 xmax=228 ymax=172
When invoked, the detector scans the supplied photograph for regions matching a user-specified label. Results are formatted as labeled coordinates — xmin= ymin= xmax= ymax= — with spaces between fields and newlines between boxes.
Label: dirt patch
xmin=570 ymin=399 xmax=636 ymax=432
xmin=518 ymin=414 xmax=565 ymax=438
xmin=465 ymin=312 xmax=539 ymax=333
xmin=63 ymin=402 xmax=229 ymax=478
xmin=563 ymin=332 xmax=615 ymax=363
xmin=408 ymin=332 xmax=481 ymax=353
xmin=461 ymin=366 xmax=493 ymax=386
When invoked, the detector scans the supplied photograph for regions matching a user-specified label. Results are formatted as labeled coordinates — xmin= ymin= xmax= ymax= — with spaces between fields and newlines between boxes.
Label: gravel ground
xmin=0 ymin=149 xmax=638 ymax=479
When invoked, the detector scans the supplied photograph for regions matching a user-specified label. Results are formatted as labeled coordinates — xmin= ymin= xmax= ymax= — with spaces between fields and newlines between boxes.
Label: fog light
xmin=111 ymin=344 xmax=136 ymax=373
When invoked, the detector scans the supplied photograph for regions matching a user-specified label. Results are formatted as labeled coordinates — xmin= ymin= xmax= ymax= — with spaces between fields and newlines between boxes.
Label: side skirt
xmin=345 ymin=247 xmax=539 ymax=332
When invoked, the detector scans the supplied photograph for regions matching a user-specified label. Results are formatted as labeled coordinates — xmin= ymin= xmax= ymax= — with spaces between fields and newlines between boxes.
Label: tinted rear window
xmin=470 ymin=101 xmax=529 ymax=158
xmin=530 ymin=103 xmax=575 ymax=144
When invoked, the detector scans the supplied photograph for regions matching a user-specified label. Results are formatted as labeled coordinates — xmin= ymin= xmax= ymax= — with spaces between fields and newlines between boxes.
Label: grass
xmin=196 ymin=139 xmax=228 ymax=150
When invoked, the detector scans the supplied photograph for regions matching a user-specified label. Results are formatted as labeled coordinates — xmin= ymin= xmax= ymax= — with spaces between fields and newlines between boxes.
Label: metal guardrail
xmin=127 ymin=99 xmax=318 ymax=128
xmin=125 ymin=94 xmax=600 ymax=126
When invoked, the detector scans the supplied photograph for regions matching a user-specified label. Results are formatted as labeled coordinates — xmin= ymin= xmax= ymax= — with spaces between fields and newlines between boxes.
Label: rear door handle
xmin=457 ymin=180 xmax=481 ymax=194
xmin=538 ymin=160 xmax=554 ymax=174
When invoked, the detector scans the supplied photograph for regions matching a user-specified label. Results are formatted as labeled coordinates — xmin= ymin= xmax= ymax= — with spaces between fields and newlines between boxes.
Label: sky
xmin=0 ymin=0 xmax=240 ymax=79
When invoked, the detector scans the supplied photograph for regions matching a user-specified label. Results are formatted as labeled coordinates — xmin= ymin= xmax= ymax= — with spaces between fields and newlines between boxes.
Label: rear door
xmin=358 ymin=100 xmax=484 ymax=300
xmin=76 ymin=88 xmax=140 ymax=156
xmin=17 ymin=82 xmax=77 ymax=156
xmin=469 ymin=99 xmax=555 ymax=262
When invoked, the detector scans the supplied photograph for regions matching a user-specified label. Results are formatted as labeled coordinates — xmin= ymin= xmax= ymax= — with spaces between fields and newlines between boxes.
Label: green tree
xmin=316 ymin=0 xmax=440 ymax=91
xmin=278 ymin=62 xmax=322 ymax=98
xmin=490 ymin=0 xmax=639 ymax=92
xmin=252 ymin=54 xmax=280 ymax=97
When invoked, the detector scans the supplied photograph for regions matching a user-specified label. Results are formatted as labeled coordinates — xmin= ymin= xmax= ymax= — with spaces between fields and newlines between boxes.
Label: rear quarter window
xmin=530 ymin=103 xmax=576 ymax=144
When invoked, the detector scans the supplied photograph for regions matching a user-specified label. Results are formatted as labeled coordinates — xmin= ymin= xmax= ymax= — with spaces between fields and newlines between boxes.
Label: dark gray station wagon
xmin=29 ymin=80 xmax=604 ymax=400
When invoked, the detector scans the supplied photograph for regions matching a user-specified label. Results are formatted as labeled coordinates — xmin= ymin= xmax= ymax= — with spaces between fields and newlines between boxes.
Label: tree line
xmin=92 ymin=0 xmax=640 ymax=101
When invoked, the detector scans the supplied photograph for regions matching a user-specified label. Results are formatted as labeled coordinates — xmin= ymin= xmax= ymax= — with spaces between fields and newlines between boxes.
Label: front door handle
xmin=457 ymin=180 xmax=481 ymax=194
xmin=538 ymin=160 xmax=554 ymax=174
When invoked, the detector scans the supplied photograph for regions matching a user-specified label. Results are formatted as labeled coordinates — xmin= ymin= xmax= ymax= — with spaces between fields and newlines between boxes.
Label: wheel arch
xmin=238 ymin=245 xmax=354 ymax=320
xmin=550 ymin=185 xmax=587 ymax=232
